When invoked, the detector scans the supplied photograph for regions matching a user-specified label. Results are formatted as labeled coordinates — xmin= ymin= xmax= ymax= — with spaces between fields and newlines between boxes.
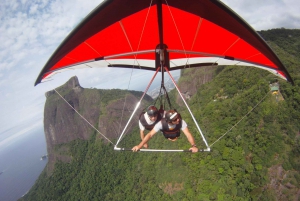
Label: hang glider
xmin=35 ymin=0 xmax=294 ymax=152
xmin=35 ymin=0 xmax=293 ymax=86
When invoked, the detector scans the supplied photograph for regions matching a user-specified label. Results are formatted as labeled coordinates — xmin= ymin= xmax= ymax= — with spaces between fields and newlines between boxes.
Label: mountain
xmin=43 ymin=76 xmax=153 ymax=173
xmin=20 ymin=29 xmax=300 ymax=201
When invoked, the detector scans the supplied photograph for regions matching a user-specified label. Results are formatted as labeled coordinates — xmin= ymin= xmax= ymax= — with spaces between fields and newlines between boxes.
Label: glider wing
xmin=35 ymin=0 xmax=293 ymax=85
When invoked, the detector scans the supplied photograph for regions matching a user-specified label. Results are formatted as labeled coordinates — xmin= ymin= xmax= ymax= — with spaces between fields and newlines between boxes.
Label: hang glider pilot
xmin=133 ymin=110 xmax=199 ymax=153
xmin=139 ymin=105 xmax=164 ymax=148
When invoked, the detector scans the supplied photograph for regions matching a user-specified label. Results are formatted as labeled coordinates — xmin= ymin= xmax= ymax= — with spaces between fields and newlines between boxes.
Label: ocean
xmin=0 ymin=127 xmax=47 ymax=201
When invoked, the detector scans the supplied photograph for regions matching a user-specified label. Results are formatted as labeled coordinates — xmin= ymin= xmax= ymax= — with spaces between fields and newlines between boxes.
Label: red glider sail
xmin=35 ymin=0 xmax=293 ymax=86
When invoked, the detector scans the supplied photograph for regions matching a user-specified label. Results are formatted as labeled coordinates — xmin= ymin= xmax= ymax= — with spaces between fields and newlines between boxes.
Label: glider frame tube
xmin=114 ymin=67 xmax=161 ymax=147
xmin=114 ymin=66 xmax=211 ymax=152
xmin=165 ymin=67 xmax=210 ymax=151
xmin=114 ymin=147 xmax=211 ymax=152
xmin=168 ymin=49 xmax=285 ymax=75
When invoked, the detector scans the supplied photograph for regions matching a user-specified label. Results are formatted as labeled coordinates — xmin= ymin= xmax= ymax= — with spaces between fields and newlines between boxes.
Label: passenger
xmin=133 ymin=109 xmax=198 ymax=152
xmin=138 ymin=105 xmax=163 ymax=148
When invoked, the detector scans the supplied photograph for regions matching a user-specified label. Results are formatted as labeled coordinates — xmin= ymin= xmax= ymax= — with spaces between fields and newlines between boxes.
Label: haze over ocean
xmin=0 ymin=127 xmax=47 ymax=201
xmin=0 ymin=70 xmax=180 ymax=201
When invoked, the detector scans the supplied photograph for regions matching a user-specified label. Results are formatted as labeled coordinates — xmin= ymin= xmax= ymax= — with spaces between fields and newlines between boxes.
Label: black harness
xmin=139 ymin=112 xmax=162 ymax=131
xmin=161 ymin=115 xmax=182 ymax=139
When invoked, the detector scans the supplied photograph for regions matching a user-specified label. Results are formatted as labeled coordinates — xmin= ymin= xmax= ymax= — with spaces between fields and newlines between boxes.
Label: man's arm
xmin=139 ymin=130 xmax=148 ymax=148
xmin=182 ymin=127 xmax=198 ymax=153
xmin=139 ymin=120 xmax=148 ymax=148
xmin=132 ymin=129 xmax=157 ymax=152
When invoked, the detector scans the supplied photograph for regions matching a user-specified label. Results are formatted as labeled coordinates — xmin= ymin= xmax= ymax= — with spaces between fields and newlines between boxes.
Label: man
xmin=133 ymin=109 xmax=198 ymax=153
xmin=138 ymin=105 xmax=162 ymax=148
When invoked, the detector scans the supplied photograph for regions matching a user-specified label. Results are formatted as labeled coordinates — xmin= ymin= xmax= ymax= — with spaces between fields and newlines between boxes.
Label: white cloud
xmin=221 ymin=0 xmax=300 ymax=30
xmin=29 ymin=3 xmax=39 ymax=15
xmin=9 ymin=1 xmax=19 ymax=11
xmin=20 ymin=0 xmax=28 ymax=5
xmin=0 ymin=0 xmax=102 ymax=137
xmin=0 ymin=121 xmax=42 ymax=152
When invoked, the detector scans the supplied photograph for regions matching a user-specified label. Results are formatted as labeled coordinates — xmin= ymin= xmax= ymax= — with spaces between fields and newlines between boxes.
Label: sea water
xmin=0 ymin=127 xmax=47 ymax=201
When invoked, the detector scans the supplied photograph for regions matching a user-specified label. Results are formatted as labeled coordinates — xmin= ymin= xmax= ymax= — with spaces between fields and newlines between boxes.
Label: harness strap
xmin=161 ymin=118 xmax=182 ymax=139
xmin=153 ymin=84 xmax=173 ymax=110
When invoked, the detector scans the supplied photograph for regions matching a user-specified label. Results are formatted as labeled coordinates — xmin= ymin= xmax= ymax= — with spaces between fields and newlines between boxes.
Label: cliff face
xmin=177 ymin=67 xmax=217 ymax=102
xmin=43 ymin=69 xmax=215 ymax=173
xmin=44 ymin=76 xmax=152 ymax=173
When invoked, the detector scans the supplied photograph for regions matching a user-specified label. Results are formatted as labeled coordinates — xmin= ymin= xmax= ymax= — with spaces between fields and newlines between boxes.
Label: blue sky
xmin=0 ymin=0 xmax=299 ymax=149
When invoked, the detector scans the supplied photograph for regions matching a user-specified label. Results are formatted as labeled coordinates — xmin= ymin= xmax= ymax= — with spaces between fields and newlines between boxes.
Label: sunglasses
xmin=171 ymin=116 xmax=180 ymax=122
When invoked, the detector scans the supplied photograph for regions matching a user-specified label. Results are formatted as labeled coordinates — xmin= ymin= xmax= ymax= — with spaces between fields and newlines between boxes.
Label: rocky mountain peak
xmin=45 ymin=76 xmax=83 ymax=98
xmin=43 ymin=76 xmax=152 ymax=174
xmin=65 ymin=76 xmax=82 ymax=90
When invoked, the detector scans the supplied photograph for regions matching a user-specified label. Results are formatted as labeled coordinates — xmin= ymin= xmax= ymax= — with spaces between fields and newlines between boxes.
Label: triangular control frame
xmin=114 ymin=0 xmax=210 ymax=152
xmin=114 ymin=47 xmax=210 ymax=152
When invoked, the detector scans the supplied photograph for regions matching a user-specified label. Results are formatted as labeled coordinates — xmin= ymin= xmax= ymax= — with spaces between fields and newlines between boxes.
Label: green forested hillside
xmin=20 ymin=29 xmax=300 ymax=201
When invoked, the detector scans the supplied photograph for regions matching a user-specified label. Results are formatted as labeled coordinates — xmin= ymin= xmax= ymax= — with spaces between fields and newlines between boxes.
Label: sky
xmin=0 ymin=0 xmax=300 ymax=149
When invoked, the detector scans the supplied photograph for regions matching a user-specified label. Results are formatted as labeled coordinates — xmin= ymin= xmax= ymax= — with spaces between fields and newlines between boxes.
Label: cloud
xmin=0 ymin=121 xmax=42 ymax=152
xmin=0 ymin=0 xmax=101 ymax=72
xmin=0 ymin=0 xmax=102 ymax=136
xmin=221 ymin=0 xmax=300 ymax=30
xmin=29 ymin=3 xmax=39 ymax=15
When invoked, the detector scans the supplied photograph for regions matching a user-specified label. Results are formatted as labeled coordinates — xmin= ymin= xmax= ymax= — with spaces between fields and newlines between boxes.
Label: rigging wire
xmin=136 ymin=0 xmax=154 ymax=53
xmin=158 ymin=2 xmax=210 ymax=149
xmin=185 ymin=17 xmax=203 ymax=68
xmin=209 ymin=90 xmax=271 ymax=147
xmin=165 ymin=0 xmax=196 ymax=69
xmin=153 ymin=84 xmax=173 ymax=110
xmin=117 ymin=67 xmax=135 ymax=137
xmin=164 ymin=0 xmax=188 ymax=60
xmin=53 ymin=88 xmax=115 ymax=145
xmin=116 ymin=0 xmax=154 ymax=138
xmin=165 ymin=68 xmax=210 ymax=149
xmin=41 ymin=53 xmax=132 ymax=146
xmin=115 ymin=68 xmax=161 ymax=147
xmin=44 ymin=0 xmax=155 ymax=148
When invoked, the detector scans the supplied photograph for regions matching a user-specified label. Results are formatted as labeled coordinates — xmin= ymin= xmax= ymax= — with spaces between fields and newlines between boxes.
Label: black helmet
xmin=165 ymin=110 xmax=179 ymax=122
xmin=147 ymin=105 xmax=158 ymax=117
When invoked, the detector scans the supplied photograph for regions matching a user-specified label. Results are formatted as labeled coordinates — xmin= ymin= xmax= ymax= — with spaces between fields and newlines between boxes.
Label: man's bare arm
xmin=132 ymin=129 xmax=157 ymax=151
xmin=182 ymin=127 xmax=198 ymax=153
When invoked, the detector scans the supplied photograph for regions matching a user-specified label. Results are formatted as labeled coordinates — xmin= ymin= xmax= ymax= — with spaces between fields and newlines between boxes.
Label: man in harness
xmin=133 ymin=110 xmax=198 ymax=153
xmin=138 ymin=105 xmax=163 ymax=148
